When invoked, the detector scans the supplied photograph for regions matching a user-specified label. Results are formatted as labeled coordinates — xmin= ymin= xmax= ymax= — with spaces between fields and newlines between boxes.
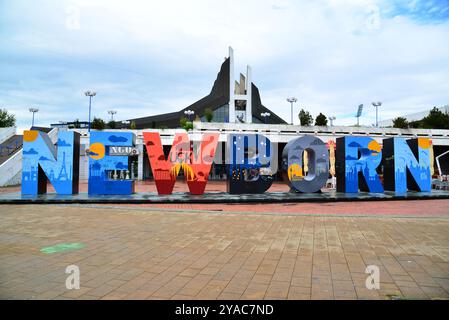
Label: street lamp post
xmin=260 ymin=112 xmax=270 ymax=124
xmin=184 ymin=110 xmax=194 ymax=121
xmin=84 ymin=90 xmax=97 ymax=132
xmin=356 ymin=104 xmax=363 ymax=126
xmin=108 ymin=110 xmax=117 ymax=121
xmin=372 ymin=102 xmax=382 ymax=127
xmin=329 ymin=116 xmax=336 ymax=126
xmin=29 ymin=107 xmax=39 ymax=127
xmin=286 ymin=97 xmax=297 ymax=125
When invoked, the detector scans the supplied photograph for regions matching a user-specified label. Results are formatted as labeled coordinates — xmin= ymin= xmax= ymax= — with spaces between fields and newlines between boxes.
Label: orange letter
xmin=143 ymin=132 xmax=219 ymax=195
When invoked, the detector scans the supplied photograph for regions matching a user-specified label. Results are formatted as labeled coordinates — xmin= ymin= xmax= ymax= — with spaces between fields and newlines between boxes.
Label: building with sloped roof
xmin=128 ymin=47 xmax=287 ymax=128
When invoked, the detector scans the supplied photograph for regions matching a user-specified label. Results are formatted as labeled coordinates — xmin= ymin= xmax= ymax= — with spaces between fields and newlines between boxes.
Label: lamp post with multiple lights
xmin=84 ymin=90 xmax=96 ymax=132
xmin=184 ymin=110 xmax=194 ymax=121
xmin=108 ymin=110 xmax=117 ymax=121
xmin=286 ymin=97 xmax=297 ymax=125
xmin=372 ymin=102 xmax=382 ymax=127
xmin=29 ymin=107 xmax=39 ymax=127
xmin=260 ymin=112 xmax=271 ymax=124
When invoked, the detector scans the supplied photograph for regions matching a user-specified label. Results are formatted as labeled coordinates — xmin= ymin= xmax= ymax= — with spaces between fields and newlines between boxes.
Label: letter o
xmin=282 ymin=135 xmax=329 ymax=193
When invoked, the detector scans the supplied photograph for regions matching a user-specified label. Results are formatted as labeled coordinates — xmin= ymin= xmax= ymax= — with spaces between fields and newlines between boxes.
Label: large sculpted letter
xmin=88 ymin=131 xmax=135 ymax=195
xmin=383 ymin=138 xmax=431 ymax=192
xmin=281 ymin=135 xmax=329 ymax=193
xmin=143 ymin=131 xmax=219 ymax=195
xmin=22 ymin=130 xmax=80 ymax=195
xmin=226 ymin=133 xmax=274 ymax=194
xmin=336 ymin=136 xmax=383 ymax=193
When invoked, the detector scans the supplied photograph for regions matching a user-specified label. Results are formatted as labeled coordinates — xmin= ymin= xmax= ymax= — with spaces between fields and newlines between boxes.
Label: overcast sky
xmin=1 ymin=0 xmax=449 ymax=132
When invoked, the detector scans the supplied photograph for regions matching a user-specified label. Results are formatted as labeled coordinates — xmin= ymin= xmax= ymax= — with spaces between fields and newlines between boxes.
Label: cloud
xmin=108 ymin=135 xmax=128 ymax=143
xmin=23 ymin=148 xmax=38 ymax=155
xmin=1 ymin=0 xmax=449 ymax=132
xmin=348 ymin=141 xmax=362 ymax=148
xmin=39 ymin=156 xmax=52 ymax=161
xmin=115 ymin=162 xmax=126 ymax=169
xmin=360 ymin=147 xmax=375 ymax=156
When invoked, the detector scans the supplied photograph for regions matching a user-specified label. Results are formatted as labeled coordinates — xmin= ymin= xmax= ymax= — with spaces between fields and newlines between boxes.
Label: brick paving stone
xmin=287 ymin=286 xmax=311 ymax=300
xmin=251 ymin=274 xmax=272 ymax=285
xmin=241 ymin=282 xmax=269 ymax=300
xmin=176 ymin=274 xmax=212 ymax=297
xmin=355 ymin=286 xmax=381 ymax=300
xmin=291 ymin=277 xmax=311 ymax=288
xmin=420 ymin=286 xmax=449 ymax=299
xmin=398 ymin=285 xmax=429 ymax=299
xmin=265 ymin=281 xmax=290 ymax=299
xmin=217 ymin=292 xmax=242 ymax=299
xmin=0 ymin=203 xmax=448 ymax=300
xmin=378 ymin=283 xmax=403 ymax=299
xmin=151 ymin=276 xmax=192 ymax=299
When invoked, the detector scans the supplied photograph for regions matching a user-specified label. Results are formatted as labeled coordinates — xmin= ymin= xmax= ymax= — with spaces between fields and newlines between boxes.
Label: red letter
xmin=143 ymin=132 xmax=219 ymax=195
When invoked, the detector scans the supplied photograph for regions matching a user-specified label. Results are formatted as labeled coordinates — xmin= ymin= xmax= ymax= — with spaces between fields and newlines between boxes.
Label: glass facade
xmin=200 ymin=104 xmax=229 ymax=122
xmin=200 ymin=104 xmax=265 ymax=123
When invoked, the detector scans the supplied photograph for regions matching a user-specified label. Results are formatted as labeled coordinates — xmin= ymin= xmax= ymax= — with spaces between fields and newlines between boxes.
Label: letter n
xmin=383 ymin=137 xmax=431 ymax=192
xmin=336 ymin=136 xmax=383 ymax=193
xmin=143 ymin=131 xmax=219 ymax=195
xmin=22 ymin=130 xmax=80 ymax=195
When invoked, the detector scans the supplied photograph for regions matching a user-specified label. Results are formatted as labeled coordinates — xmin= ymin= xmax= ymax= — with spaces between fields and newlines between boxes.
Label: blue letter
xmin=88 ymin=131 xmax=135 ymax=195
xmin=383 ymin=138 xmax=431 ymax=192
xmin=336 ymin=136 xmax=383 ymax=193
xmin=22 ymin=130 xmax=80 ymax=195
xmin=226 ymin=133 xmax=275 ymax=194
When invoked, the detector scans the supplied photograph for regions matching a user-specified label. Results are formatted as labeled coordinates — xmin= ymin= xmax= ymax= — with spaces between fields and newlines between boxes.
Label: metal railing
xmin=0 ymin=128 xmax=59 ymax=186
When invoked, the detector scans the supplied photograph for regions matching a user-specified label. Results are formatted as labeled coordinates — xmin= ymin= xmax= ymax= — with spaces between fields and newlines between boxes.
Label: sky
xmin=1 ymin=0 xmax=449 ymax=132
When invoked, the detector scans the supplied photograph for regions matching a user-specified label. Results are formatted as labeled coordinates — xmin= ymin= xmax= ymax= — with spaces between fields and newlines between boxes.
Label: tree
xmin=107 ymin=120 xmax=116 ymax=129
xmin=204 ymin=108 xmax=214 ymax=122
xmin=91 ymin=117 xmax=106 ymax=130
xmin=73 ymin=119 xmax=81 ymax=129
xmin=130 ymin=121 xmax=137 ymax=130
xmin=409 ymin=120 xmax=423 ymax=128
xmin=392 ymin=117 xmax=409 ymax=129
xmin=421 ymin=107 xmax=449 ymax=129
xmin=180 ymin=117 xmax=187 ymax=128
xmin=298 ymin=109 xmax=313 ymax=126
xmin=315 ymin=113 xmax=328 ymax=126
xmin=0 ymin=108 xmax=16 ymax=127
xmin=180 ymin=117 xmax=193 ymax=131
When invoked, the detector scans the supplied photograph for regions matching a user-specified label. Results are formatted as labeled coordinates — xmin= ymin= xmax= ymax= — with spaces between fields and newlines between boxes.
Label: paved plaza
xmin=1 ymin=196 xmax=449 ymax=300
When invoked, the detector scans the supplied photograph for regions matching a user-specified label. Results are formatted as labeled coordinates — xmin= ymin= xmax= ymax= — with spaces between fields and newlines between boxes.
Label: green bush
xmin=0 ymin=108 xmax=16 ymax=127
xmin=315 ymin=113 xmax=328 ymax=126
xmin=91 ymin=117 xmax=106 ymax=130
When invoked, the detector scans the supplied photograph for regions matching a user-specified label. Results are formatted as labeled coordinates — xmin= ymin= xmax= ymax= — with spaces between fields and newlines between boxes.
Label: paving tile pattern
xmin=0 ymin=204 xmax=449 ymax=300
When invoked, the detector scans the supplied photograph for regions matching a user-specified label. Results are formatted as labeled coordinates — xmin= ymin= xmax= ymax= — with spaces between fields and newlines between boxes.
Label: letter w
xmin=143 ymin=132 xmax=219 ymax=195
